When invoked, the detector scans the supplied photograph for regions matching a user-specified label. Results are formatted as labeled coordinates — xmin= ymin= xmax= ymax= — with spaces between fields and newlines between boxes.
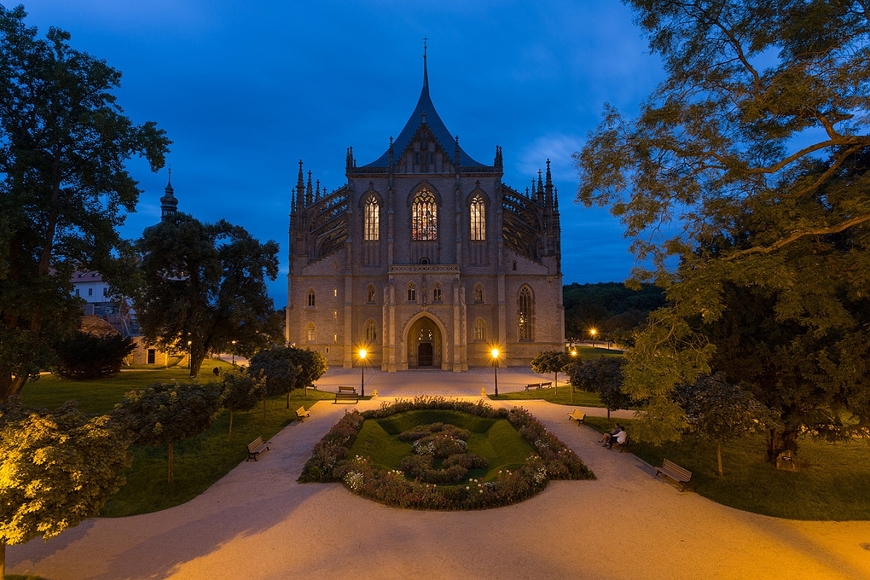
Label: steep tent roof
xmin=361 ymin=50 xmax=486 ymax=169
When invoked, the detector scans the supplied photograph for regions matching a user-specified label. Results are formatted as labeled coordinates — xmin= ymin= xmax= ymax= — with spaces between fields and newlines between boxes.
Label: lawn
xmin=17 ymin=359 xmax=335 ymax=517
xmin=495 ymin=386 xmax=604 ymax=406
xmin=585 ymin=416 xmax=870 ymax=520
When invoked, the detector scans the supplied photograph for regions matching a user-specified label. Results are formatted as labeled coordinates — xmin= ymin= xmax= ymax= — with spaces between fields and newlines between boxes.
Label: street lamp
xmin=359 ymin=349 xmax=367 ymax=397
xmin=231 ymin=340 xmax=237 ymax=365
xmin=590 ymin=328 xmax=597 ymax=348
xmin=570 ymin=349 xmax=578 ymax=404
xmin=187 ymin=340 xmax=192 ymax=371
xmin=491 ymin=348 xmax=499 ymax=397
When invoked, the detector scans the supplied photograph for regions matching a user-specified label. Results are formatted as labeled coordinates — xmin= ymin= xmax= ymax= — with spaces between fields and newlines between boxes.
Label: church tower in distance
xmin=287 ymin=48 xmax=564 ymax=370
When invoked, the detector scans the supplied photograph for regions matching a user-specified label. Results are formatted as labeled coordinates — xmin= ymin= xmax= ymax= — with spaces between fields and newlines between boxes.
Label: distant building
xmin=286 ymin=49 xmax=564 ymax=370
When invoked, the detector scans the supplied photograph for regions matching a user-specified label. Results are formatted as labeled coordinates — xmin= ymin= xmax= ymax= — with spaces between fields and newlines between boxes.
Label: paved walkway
xmin=8 ymin=370 xmax=870 ymax=579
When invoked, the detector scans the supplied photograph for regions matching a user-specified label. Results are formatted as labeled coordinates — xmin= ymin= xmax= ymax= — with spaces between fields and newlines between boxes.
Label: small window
xmin=334 ymin=288 xmax=337 ymax=297
xmin=103 ymin=287 xmax=109 ymax=296
xmin=420 ymin=257 xmax=429 ymax=264
xmin=512 ymin=260 xmax=517 ymax=271
xmin=306 ymin=323 xmax=316 ymax=342
xmin=75 ymin=289 xmax=80 ymax=296
xmin=433 ymin=284 xmax=442 ymax=302
xmin=88 ymin=288 xmax=93 ymax=296
xmin=307 ymin=289 xmax=316 ymax=308
xmin=474 ymin=319 xmax=486 ymax=341
xmin=147 ymin=349 xmax=156 ymax=364
xmin=408 ymin=284 xmax=416 ymax=302
xmin=333 ymin=310 xmax=337 ymax=320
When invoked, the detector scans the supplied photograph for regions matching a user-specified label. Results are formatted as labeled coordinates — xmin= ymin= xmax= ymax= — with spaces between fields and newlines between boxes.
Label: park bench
xmin=540 ymin=381 xmax=553 ymax=389
xmin=334 ymin=385 xmax=358 ymax=403
xmin=655 ymin=459 xmax=693 ymax=491
xmin=613 ymin=433 xmax=630 ymax=453
xmin=246 ymin=436 xmax=271 ymax=461
xmin=567 ymin=409 xmax=586 ymax=424
xmin=525 ymin=383 xmax=541 ymax=391
xmin=296 ymin=406 xmax=311 ymax=421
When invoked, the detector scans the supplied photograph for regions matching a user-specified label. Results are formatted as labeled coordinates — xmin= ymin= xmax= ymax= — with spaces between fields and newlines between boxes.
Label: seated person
xmin=608 ymin=426 xmax=627 ymax=449
xmin=600 ymin=423 xmax=621 ymax=446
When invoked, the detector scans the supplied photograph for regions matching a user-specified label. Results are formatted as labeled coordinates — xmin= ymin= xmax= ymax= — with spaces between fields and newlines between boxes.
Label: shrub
xmin=53 ymin=331 xmax=135 ymax=379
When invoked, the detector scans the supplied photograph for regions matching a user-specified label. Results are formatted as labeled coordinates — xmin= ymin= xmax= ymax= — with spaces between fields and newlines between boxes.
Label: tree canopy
xmin=135 ymin=213 xmax=280 ymax=378
xmin=0 ymin=6 xmax=170 ymax=403
xmin=0 ymin=400 xmax=132 ymax=577
xmin=575 ymin=0 xmax=870 ymax=454
xmin=248 ymin=346 xmax=328 ymax=409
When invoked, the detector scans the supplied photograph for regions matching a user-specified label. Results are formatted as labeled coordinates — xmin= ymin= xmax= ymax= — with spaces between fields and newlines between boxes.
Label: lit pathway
xmin=8 ymin=370 xmax=870 ymax=579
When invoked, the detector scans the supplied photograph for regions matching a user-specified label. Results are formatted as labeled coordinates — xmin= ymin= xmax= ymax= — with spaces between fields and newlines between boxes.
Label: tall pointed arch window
xmin=407 ymin=283 xmax=417 ymax=302
xmin=365 ymin=319 xmax=377 ymax=343
xmin=412 ymin=189 xmax=438 ymax=241
xmin=305 ymin=323 xmax=316 ymax=343
xmin=470 ymin=194 xmax=486 ymax=241
xmin=307 ymin=289 xmax=316 ymax=308
xmin=474 ymin=319 xmax=486 ymax=342
xmin=364 ymin=196 xmax=379 ymax=241
xmin=518 ymin=286 xmax=534 ymax=341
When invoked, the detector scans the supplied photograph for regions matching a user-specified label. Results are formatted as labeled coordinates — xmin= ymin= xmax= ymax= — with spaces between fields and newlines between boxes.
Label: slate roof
xmin=361 ymin=59 xmax=487 ymax=169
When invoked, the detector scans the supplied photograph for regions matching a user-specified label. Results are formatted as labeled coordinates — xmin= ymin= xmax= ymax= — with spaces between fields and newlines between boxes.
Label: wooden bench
xmin=655 ymin=459 xmax=693 ymax=491
xmin=525 ymin=383 xmax=541 ymax=391
xmin=246 ymin=436 xmax=271 ymax=461
xmin=296 ymin=406 xmax=310 ymax=421
xmin=540 ymin=381 xmax=553 ymax=389
xmin=567 ymin=409 xmax=586 ymax=424
xmin=334 ymin=386 xmax=358 ymax=404
xmin=613 ymin=433 xmax=630 ymax=453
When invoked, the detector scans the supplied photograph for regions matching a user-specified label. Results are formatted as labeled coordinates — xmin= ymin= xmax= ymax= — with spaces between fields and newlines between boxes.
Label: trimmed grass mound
xmin=299 ymin=397 xmax=594 ymax=510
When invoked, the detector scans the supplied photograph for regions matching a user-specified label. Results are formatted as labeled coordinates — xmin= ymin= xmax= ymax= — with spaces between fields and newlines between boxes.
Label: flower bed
xmin=298 ymin=396 xmax=594 ymax=510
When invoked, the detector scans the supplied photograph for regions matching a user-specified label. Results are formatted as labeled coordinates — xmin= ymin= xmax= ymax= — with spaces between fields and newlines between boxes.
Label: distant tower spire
xmin=423 ymin=36 xmax=429 ymax=89
xmin=160 ymin=167 xmax=178 ymax=220
xmin=296 ymin=160 xmax=305 ymax=210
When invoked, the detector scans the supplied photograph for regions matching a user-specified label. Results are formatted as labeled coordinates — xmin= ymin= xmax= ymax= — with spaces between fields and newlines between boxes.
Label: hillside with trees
xmin=563 ymin=282 xmax=665 ymax=343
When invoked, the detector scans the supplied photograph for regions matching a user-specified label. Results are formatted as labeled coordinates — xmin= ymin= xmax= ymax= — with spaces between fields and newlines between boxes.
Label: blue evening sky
xmin=20 ymin=0 xmax=664 ymax=307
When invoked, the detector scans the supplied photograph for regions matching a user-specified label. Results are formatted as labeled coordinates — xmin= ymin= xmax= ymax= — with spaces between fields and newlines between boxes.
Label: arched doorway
xmin=406 ymin=315 xmax=443 ymax=368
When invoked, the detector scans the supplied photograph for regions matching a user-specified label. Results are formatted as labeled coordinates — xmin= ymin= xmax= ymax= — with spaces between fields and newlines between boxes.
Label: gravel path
xmin=8 ymin=371 xmax=870 ymax=579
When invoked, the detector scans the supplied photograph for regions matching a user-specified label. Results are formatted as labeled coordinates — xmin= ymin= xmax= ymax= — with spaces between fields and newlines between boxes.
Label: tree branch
xmin=722 ymin=213 xmax=870 ymax=261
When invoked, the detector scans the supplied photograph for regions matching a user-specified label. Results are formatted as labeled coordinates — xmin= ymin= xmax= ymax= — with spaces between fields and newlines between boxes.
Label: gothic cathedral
xmin=286 ymin=52 xmax=564 ymax=371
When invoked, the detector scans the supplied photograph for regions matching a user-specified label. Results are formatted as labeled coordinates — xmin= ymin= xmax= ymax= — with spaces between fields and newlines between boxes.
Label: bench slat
xmin=655 ymin=459 xmax=693 ymax=490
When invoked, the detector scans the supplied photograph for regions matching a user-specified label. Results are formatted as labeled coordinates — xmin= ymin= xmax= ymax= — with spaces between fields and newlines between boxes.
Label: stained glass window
xmin=412 ymin=189 xmax=438 ymax=241
xmin=364 ymin=196 xmax=379 ymax=241
xmin=518 ymin=286 xmax=533 ymax=341
xmin=470 ymin=195 xmax=485 ymax=241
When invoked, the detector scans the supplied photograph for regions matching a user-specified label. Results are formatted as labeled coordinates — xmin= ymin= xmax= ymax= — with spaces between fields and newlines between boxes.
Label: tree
xmin=0 ymin=399 xmax=132 ymax=578
xmin=676 ymin=374 xmax=773 ymax=476
xmin=566 ymin=357 xmax=632 ymax=420
xmin=135 ymin=213 xmax=280 ymax=378
xmin=530 ymin=350 xmax=570 ymax=393
xmin=249 ymin=346 xmax=328 ymax=411
xmin=115 ymin=381 xmax=224 ymax=482
xmin=0 ymin=6 xmax=170 ymax=404
xmin=220 ymin=368 xmax=263 ymax=442
xmin=574 ymin=0 xmax=870 ymax=454
xmin=53 ymin=331 xmax=135 ymax=379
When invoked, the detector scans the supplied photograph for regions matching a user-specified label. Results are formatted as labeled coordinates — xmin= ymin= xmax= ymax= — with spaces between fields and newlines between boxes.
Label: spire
xmin=296 ymin=160 xmax=304 ymax=210
xmin=545 ymin=159 xmax=554 ymax=206
xmin=306 ymin=171 xmax=313 ymax=205
xmin=160 ymin=168 xmax=178 ymax=220
xmin=423 ymin=36 xmax=429 ymax=89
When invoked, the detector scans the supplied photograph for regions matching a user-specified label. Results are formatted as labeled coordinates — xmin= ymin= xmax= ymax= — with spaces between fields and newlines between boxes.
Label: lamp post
xmin=590 ymin=328 xmax=597 ymax=348
xmin=491 ymin=348 xmax=499 ymax=397
xmin=359 ymin=349 xmax=367 ymax=397
xmin=570 ymin=349 xmax=578 ymax=404
xmin=187 ymin=340 xmax=192 ymax=371
xmin=231 ymin=340 xmax=237 ymax=365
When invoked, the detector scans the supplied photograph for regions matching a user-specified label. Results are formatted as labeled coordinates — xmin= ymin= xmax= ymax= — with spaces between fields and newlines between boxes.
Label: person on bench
xmin=600 ymin=423 xmax=621 ymax=446
xmin=607 ymin=426 xmax=627 ymax=449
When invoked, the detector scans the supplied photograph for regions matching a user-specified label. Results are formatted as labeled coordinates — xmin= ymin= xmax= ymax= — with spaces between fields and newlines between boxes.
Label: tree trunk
xmin=168 ymin=442 xmax=174 ymax=483
xmin=554 ymin=371 xmax=558 ymax=394
xmin=607 ymin=408 xmax=611 ymax=420
xmin=717 ymin=441 xmax=724 ymax=477
xmin=767 ymin=428 xmax=799 ymax=463
xmin=227 ymin=409 xmax=235 ymax=443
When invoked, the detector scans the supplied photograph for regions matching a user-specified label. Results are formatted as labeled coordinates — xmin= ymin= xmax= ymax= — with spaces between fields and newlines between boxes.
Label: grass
xmin=585 ymin=416 xmax=870 ymax=520
xmin=495 ymin=386 xmax=604 ymax=406
xmin=17 ymin=359 xmax=335 ymax=517
xmin=347 ymin=409 xmax=534 ymax=482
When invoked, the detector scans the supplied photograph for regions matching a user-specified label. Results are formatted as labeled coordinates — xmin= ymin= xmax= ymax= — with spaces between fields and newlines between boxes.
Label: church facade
xmin=285 ymin=55 xmax=564 ymax=371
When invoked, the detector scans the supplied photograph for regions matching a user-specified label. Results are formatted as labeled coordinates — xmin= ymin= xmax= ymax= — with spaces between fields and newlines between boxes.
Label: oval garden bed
xmin=299 ymin=397 xmax=594 ymax=510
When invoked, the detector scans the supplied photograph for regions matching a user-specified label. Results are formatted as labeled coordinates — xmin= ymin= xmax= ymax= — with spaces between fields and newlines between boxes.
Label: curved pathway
xmin=8 ymin=371 xmax=870 ymax=579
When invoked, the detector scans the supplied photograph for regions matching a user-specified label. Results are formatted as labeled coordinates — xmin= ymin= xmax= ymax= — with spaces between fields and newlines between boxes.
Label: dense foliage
xmin=574 ymin=0 xmax=870 ymax=457
xmin=0 ymin=399 xmax=132 ymax=577
xmin=563 ymin=282 xmax=665 ymax=343
xmin=53 ymin=331 xmax=136 ymax=380
xmin=565 ymin=357 xmax=632 ymax=419
xmin=248 ymin=346 xmax=328 ymax=408
xmin=0 ymin=6 xmax=170 ymax=403
xmin=135 ymin=213 xmax=280 ymax=378
xmin=299 ymin=397 xmax=593 ymax=510
xmin=219 ymin=368 xmax=263 ymax=442
xmin=114 ymin=381 xmax=224 ymax=482
xmin=530 ymin=350 xmax=570 ymax=391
